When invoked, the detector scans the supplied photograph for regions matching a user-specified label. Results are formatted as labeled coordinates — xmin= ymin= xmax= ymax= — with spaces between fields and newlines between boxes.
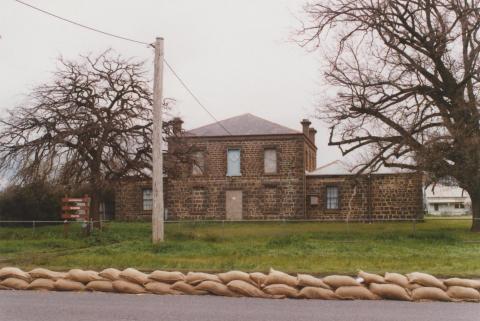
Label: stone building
xmin=114 ymin=113 xmax=423 ymax=221
xmin=306 ymin=160 xmax=423 ymax=220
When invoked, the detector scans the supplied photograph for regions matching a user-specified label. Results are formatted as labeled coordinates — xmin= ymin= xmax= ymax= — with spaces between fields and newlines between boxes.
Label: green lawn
xmin=1 ymin=220 xmax=479 ymax=277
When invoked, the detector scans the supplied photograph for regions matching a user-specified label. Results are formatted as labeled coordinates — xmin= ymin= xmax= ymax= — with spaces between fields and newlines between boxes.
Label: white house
xmin=425 ymin=184 xmax=471 ymax=216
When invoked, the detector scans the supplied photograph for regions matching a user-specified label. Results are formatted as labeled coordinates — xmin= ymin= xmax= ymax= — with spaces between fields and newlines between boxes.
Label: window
xmin=192 ymin=151 xmax=205 ymax=176
xmin=434 ymin=204 xmax=439 ymax=211
xmin=310 ymin=195 xmax=319 ymax=206
xmin=264 ymin=149 xmax=277 ymax=174
xmin=227 ymin=148 xmax=241 ymax=176
xmin=142 ymin=189 xmax=153 ymax=210
xmin=326 ymin=186 xmax=339 ymax=209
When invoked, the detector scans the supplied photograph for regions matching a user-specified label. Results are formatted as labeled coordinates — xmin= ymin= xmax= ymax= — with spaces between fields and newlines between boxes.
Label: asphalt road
xmin=1 ymin=291 xmax=479 ymax=321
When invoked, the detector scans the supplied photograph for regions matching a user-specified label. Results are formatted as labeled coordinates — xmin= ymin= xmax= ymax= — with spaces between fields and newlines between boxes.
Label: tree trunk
xmin=470 ymin=190 xmax=480 ymax=232
xmin=88 ymin=181 xmax=102 ymax=229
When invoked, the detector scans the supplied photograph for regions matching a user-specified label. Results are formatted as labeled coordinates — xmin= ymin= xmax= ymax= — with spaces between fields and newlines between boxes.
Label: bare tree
xmin=0 ymin=50 xmax=180 ymax=224
xmin=299 ymin=0 xmax=480 ymax=231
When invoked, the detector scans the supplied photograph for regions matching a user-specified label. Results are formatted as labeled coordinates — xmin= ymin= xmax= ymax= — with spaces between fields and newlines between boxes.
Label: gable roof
xmin=307 ymin=160 xmax=408 ymax=176
xmin=186 ymin=113 xmax=300 ymax=137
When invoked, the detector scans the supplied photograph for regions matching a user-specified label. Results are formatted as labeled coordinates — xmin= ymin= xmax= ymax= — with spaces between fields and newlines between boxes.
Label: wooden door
xmin=226 ymin=190 xmax=243 ymax=220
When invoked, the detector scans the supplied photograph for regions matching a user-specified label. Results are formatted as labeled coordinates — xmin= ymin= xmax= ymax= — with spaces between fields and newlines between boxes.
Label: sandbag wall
xmin=1 ymin=267 xmax=479 ymax=302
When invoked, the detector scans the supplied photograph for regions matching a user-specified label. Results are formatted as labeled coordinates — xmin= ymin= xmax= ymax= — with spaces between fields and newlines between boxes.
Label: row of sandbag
xmin=0 ymin=266 xmax=479 ymax=302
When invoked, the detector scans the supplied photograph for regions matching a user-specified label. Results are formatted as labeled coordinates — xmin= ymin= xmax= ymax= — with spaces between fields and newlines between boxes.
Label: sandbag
xmin=323 ymin=275 xmax=359 ymax=289
xmin=0 ymin=284 xmax=11 ymax=290
xmin=195 ymin=280 xmax=240 ymax=297
xmin=27 ymin=278 xmax=55 ymax=291
xmin=384 ymin=272 xmax=409 ymax=288
xmin=218 ymin=271 xmax=256 ymax=286
xmin=66 ymin=269 xmax=103 ymax=284
xmin=54 ymin=279 xmax=85 ymax=291
xmin=227 ymin=280 xmax=271 ymax=298
xmin=358 ymin=271 xmax=385 ymax=284
xmin=263 ymin=284 xmax=299 ymax=298
xmin=249 ymin=272 xmax=267 ymax=287
xmin=406 ymin=283 xmax=422 ymax=290
xmin=407 ymin=272 xmax=446 ymax=290
xmin=299 ymin=286 xmax=337 ymax=300
xmin=335 ymin=286 xmax=379 ymax=300
xmin=145 ymin=281 xmax=181 ymax=295
xmin=411 ymin=287 xmax=451 ymax=302
xmin=86 ymin=281 xmax=115 ymax=292
xmin=171 ymin=281 xmax=208 ymax=295
xmin=120 ymin=268 xmax=149 ymax=285
xmin=29 ymin=268 xmax=66 ymax=280
xmin=112 ymin=280 xmax=147 ymax=294
xmin=263 ymin=268 xmax=298 ymax=288
xmin=99 ymin=268 xmax=122 ymax=281
xmin=446 ymin=286 xmax=480 ymax=302
xmin=297 ymin=274 xmax=330 ymax=289
xmin=369 ymin=283 xmax=411 ymax=301
xmin=0 ymin=267 xmax=31 ymax=282
xmin=444 ymin=278 xmax=480 ymax=290
xmin=148 ymin=271 xmax=185 ymax=284
xmin=0 ymin=277 xmax=30 ymax=290
xmin=185 ymin=272 xmax=221 ymax=285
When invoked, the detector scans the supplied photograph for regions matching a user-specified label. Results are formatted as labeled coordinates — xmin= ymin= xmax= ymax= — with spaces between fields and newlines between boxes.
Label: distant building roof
xmin=186 ymin=113 xmax=300 ymax=137
xmin=425 ymin=184 xmax=470 ymax=201
xmin=306 ymin=160 xmax=408 ymax=176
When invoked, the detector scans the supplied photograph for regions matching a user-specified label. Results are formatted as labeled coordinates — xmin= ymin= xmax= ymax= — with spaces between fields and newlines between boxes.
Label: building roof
xmin=306 ymin=160 xmax=408 ymax=176
xmin=186 ymin=113 xmax=300 ymax=137
xmin=425 ymin=184 xmax=470 ymax=200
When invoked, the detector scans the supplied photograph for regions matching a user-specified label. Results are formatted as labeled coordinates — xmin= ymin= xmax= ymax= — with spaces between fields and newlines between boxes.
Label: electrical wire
xmin=13 ymin=0 xmax=233 ymax=135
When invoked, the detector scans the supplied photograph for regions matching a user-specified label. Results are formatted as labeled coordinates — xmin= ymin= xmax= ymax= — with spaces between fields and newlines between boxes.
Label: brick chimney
xmin=172 ymin=117 xmax=184 ymax=136
xmin=301 ymin=119 xmax=311 ymax=137
xmin=308 ymin=127 xmax=317 ymax=145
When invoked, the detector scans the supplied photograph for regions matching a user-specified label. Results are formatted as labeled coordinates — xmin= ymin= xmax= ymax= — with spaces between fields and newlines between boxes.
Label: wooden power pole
xmin=152 ymin=37 xmax=164 ymax=243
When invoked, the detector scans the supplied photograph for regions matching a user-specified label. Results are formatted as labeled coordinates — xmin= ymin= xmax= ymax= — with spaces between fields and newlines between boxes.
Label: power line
xmin=163 ymin=60 xmax=233 ymax=135
xmin=14 ymin=0 xmax=149 ymax=46
xmin=13 ymin=0 xmax=233 ymax=135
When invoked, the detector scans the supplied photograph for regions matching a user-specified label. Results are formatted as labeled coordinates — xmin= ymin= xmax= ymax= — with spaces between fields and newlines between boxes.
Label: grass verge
xmin=1 ymin=219 xmax=479 ymax=277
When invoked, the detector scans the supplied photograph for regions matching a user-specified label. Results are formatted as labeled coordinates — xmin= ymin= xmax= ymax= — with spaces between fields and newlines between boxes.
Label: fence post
xmin=412 ymin=217 xmax=416 ymax=235
xmin=63 ymin=220 xmax=69 ymax=238
xmin=222 ymin=220 xmax=225 ymax=242
xmin=32 ymin=220 xmax=35 ymax=234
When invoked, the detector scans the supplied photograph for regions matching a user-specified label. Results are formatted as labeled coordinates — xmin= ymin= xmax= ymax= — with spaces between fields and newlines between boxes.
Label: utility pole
xmin=152 ymin=37 xmax=164 ymax=243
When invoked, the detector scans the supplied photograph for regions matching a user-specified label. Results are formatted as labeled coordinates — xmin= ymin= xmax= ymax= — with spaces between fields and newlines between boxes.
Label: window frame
xmin=142 ymin=188 xmax=153 ymax=211
xmin=191 ymin=150 xmax=206 ymax=176
xmin=226 ymin=148 xmax=242 ymax=177
xmin=325 ymin=185 xmax=340 ymax=210
xmin=263 ymin=147 xmax=278 ymax=174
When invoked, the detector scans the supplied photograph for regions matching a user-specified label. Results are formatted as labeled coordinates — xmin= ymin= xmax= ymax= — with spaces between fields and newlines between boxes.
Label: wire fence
xmin=0 ymin=216 xmax=477 ymax=241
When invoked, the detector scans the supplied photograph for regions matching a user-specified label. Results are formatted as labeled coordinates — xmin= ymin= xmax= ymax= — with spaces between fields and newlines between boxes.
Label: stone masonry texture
xmin=114 ymin=133 xmax=423 ymax=221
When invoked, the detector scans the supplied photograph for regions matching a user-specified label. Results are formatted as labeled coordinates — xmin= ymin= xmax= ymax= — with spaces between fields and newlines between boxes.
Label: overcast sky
xmin=0 ymin=0 xmax=342 ymax=165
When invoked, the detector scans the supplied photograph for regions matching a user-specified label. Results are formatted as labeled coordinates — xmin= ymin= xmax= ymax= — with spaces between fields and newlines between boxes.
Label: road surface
xmin=1 ymin=291 xmax=479 ymax=321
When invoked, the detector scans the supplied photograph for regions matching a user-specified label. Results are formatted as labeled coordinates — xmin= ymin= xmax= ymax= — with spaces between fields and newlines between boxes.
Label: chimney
xmin=172 ymin=117 xmax=183 ymax=136
xmin=301 ymin=119 xmax=311 ymax=137
xmin=308 ymin=127 xmax=317 ymax=145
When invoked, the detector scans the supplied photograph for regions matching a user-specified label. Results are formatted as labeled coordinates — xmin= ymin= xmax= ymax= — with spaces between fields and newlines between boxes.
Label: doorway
xmin=226 ymin=190 xmax=243 ymax=220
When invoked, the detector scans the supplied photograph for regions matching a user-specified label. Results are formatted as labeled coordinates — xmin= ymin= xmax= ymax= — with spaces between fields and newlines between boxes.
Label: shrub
xmin=0 ymin=181 xmax=65 ymax=222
